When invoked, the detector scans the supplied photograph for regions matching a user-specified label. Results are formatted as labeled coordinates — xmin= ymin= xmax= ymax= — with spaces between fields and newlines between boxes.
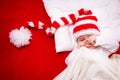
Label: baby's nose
xmin=85 ymin=39 xmax=90 ymax=43
xmin=85 ymin=39 xmax=92 ymax=44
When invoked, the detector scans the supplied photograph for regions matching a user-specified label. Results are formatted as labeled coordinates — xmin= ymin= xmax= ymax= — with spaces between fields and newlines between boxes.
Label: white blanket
xmin=53 ymin=48 xmax=120 ymax=80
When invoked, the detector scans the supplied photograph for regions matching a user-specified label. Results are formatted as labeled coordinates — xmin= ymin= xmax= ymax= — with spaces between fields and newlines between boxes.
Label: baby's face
xmin=76 ymin=34 xmax=97 ymax=49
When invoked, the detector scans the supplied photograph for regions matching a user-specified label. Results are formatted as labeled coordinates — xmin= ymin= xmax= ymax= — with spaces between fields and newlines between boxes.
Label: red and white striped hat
xmin=51 ymin=13 xmax=77 ymax=29
xmin=73 ymin=15 xmax=100 ymax=39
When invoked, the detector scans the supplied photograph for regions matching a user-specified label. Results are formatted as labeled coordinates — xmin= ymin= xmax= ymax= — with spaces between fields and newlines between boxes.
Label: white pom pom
xmin=9 ymin=26 xmax=32 ymax=48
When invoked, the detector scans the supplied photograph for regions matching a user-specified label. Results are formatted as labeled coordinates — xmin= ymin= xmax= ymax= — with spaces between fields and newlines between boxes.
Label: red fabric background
xmin=1 ymin=0 xmax=120 ymax=80
xmin=0 ymin=0 xmax=69 ymax=80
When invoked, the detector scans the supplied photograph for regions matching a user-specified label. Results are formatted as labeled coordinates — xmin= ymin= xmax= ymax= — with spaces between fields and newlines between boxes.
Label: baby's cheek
xmin=77 ymin=42 xmax=85 ymax=47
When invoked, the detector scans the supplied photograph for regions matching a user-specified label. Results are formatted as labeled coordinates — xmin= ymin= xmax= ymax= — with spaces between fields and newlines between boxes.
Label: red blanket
xmin=0 ymin=0 xmax=69 ymax=80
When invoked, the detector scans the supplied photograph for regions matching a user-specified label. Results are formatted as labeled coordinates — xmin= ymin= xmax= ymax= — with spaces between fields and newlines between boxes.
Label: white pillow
xmin=43 ymin=0 xmax=111 ymax=17
xmin=55 ymin=26 xmax=74 ymax=52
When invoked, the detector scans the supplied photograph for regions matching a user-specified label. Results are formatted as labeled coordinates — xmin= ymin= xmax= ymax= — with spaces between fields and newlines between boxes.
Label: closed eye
xmin=78 ymin=38 xmax=85 ymax=41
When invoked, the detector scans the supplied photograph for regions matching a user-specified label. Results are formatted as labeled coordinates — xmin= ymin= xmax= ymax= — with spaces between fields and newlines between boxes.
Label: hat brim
xmin=73 ymin=29 xmax=100 ymax=40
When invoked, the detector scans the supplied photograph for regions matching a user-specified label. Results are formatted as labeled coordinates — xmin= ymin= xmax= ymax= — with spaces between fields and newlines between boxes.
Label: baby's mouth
xmin=86 ymin=43 xmax=94 ymax=48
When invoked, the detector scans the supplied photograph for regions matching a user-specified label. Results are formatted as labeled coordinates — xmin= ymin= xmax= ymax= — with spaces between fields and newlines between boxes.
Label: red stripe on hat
xmin=73 ymin=24 xmax=100 ymax=33
xmin=34 ymin=21 xmax=39 ymax=29
xmin=77 ymin=16 xmax=97 ymax=22
xmin=69 ymin=13 xmax=76 ymax=23
xmin=78 ymin=8 xmax=85 ymax=16
xmin=85 ymin=10 xmax=92 ymax=15
xmin=61 ymin=17 xmax=69 ymax=25
xmin=52 ymin=21 xmax=60 ymax=29
xmin=42 ymin=24 xmax=49 ymax=30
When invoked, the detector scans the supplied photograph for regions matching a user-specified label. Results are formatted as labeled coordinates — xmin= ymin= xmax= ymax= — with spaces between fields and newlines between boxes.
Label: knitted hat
xmin=73 ymin=15 xmax=100 ymax=40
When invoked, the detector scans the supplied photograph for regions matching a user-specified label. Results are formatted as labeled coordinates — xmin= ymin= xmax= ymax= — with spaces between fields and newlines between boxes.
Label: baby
xmin=53 ymin=9 xmax=120 ymax=80
xmin=65 ymin=13 xmax=119 ymax=65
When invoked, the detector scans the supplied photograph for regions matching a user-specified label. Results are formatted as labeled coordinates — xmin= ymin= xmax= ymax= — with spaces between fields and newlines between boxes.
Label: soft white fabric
xmin=110 ymin=54 xmax=120 ymax=78
xmin=43 ymin=0 xmax=120 ymax=52
xmin=55 ymin=26 xmax=74 ymax=52
xmin=95 ymin=36 xmax=119 ymax=53
xmin=54 ymin=47 xmax=120 ymax=80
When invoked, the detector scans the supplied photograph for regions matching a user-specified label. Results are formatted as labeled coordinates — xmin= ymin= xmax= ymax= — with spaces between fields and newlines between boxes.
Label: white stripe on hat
xmin=65 ymin=15 xmax=73 ymax=24
xmin=38 ymin=21 xmax=44 ymax=29
xmin=28 ymin=21 xmax=34 ymax=27
xmin=73 ymin=29 xmax=100 ymax=39
xmin=45 ymin=28 xmax=51 ymax=34
xmin=78 ymin=14 xmax=94 ymax=18
xmin=74 ymin=19 xmax=98 ymax=28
